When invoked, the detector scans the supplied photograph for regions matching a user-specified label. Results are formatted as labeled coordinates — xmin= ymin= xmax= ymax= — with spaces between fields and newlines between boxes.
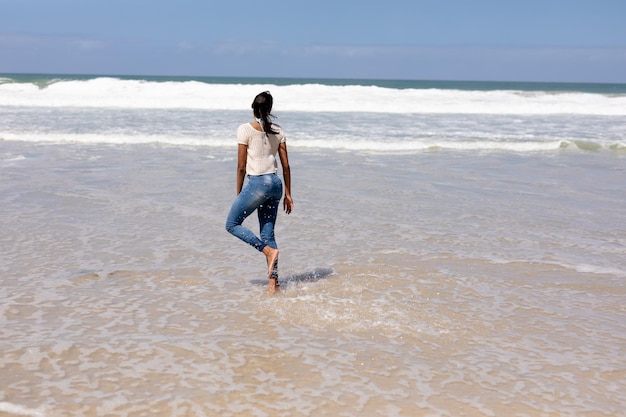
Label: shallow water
xmin=1 ymin=140 xmax=625 ymax=416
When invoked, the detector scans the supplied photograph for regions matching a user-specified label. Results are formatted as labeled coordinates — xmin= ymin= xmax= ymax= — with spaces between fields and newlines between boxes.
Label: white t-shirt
xmin=237 ymin=123 xmax=286 ymax=176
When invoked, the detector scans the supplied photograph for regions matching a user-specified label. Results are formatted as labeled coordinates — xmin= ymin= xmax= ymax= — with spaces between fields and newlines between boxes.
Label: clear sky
xmin=1 ymin=0 xmax=625 ymax=83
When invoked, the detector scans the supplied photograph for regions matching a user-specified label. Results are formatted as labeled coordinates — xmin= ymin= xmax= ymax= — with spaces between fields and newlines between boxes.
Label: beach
xmin=1 ymin=75 xmax=625 ymax=416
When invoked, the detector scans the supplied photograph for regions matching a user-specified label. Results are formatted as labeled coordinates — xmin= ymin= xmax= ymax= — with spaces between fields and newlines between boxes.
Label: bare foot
xmin=262 ymin=246 xmax=279 ymax=279
xmin=267 ymin=278 xmax=280 ymax=294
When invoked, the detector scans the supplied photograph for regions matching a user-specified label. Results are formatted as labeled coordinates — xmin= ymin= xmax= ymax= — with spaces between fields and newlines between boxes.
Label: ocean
xmin=1 ymin=74 xmax=625 ymax=417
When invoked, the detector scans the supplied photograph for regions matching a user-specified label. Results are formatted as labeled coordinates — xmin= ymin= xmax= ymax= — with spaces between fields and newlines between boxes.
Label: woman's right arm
xmin=236 ymin=144 xmax=247 ymax=195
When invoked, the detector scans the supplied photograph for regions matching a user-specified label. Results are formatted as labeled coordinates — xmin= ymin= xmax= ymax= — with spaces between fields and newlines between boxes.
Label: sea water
xmin=1 ymin=75 xmax=625 ymax=416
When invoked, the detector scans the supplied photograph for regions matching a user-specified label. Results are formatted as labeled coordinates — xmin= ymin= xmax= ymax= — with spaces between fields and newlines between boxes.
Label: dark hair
xmin=252 ymin=91 xmax=279 ymax=135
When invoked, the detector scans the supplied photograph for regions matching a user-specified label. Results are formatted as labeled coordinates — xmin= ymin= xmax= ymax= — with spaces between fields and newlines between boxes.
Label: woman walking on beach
xmin=225 ymin=91 xmax=293 ymax=293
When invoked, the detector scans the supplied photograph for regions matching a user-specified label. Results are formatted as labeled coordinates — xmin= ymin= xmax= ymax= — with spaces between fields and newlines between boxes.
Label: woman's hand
xmin=283 ymin=195 xmax=293 ymax=214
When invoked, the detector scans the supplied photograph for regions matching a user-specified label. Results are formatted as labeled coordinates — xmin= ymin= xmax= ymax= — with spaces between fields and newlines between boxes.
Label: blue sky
xmin=1 ymin=0 xmax=625 ymax=82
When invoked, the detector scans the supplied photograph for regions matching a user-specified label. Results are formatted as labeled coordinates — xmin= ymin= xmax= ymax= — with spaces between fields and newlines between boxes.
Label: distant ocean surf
xmin=1 ymin=73 xmax=625 ymax=152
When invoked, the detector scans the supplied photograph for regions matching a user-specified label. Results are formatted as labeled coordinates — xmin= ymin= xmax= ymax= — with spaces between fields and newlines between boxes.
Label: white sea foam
xmin=569 ymin=263 xmax=626 ymax=277
xmin=0 ymin=154 xmax=27 ymax=162
xmin=0 ymin=402 xmax=45 ymax=417
xmin=2 ymin=130 xmax=617 ymax=153
xmin=293 ymin=138 xmax=570 ymax=152
xmin=0 ymin=131 xmax=233 ymax=147
xmin=1 ymin=77 xmax=625 ymax=115
xmin=488 ymin=258 xmax=626 ymax=278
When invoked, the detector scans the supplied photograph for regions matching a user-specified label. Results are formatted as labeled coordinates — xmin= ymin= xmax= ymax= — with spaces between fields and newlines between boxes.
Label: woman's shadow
xmin=250 ymin=267 xmax=335 ymax=287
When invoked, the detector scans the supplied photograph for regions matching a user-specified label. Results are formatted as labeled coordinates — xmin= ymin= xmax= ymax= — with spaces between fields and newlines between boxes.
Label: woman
xmin=225 ymin=91 xmax=293 ymax=293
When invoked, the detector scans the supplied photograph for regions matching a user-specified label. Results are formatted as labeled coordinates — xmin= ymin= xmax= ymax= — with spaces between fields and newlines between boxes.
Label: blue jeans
xmin=225 ymin=173 xmax=283 ymax=252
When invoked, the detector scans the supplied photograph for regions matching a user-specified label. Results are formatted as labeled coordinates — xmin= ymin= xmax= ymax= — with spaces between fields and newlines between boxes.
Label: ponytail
xmin=252 ymin=91 xmax=279 ymax=135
